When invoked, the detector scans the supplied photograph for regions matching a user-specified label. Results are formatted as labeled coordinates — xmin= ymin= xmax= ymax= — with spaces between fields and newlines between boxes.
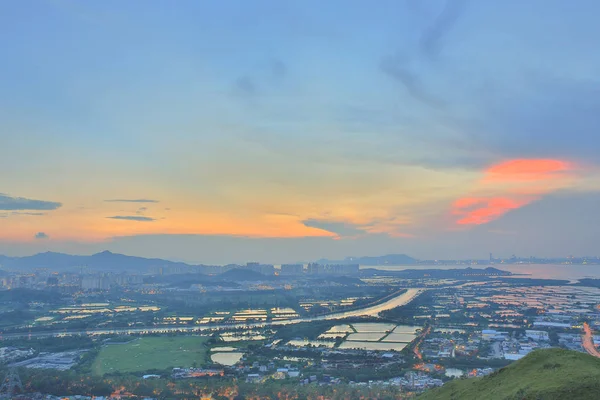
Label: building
xmin=280 ymin=264 xmax=304 ymax=276
xmin=81 ymin=275 xmax=110 ymax=291
xmin=526 ymin=330 xmax=549 ymax=341
xmin=306 ymin=263 xmax=359 ymax=276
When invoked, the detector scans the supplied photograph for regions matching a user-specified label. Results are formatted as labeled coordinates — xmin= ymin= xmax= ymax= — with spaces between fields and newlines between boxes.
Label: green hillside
xmin=419 ymin=349 xmax=600 ymax=400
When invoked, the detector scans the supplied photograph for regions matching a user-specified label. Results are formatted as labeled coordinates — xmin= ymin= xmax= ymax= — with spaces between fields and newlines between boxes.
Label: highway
xmin=0 ymin=288 xmax=424 ymax=340
xmin=582 ymin=322 xmax=600 ymax=358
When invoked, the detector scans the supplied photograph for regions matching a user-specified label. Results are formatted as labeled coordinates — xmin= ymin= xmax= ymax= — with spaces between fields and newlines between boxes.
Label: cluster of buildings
xmin=481 ymin=329 xmax=552 ymax=360
xmin=9 ymin=350 xmax=85 ymax=371
xmin=350 ymin=372 xmax=444 ymax=392
xmin=0 ymin=270 xmax=145 ymax=292
xmin=306 ymin=263 xmax=360 ymax=276
xmin=171 ymin=367 xmax=224 ymax=379
xmin=0 ymin=347 xmax=35 ymax=364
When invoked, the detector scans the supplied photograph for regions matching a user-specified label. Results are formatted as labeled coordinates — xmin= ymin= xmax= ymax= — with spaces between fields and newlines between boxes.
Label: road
xmin=0 ymin=288 xmax=424 ymax=340
xmin=582 ymin=322 xmax=600 ymax=358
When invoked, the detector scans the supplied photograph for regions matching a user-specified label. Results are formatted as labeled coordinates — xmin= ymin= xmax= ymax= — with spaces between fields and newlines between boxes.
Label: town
xmin=1 ymin=252 xmax=600 ymax=399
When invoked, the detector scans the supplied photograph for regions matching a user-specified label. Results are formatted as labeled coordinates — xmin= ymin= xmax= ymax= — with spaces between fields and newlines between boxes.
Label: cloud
xmin=11 ymin=212 xmax=46 ymax=216
xmin=0 ymin=194 xmax=62 ymax=211
xmin=104 ymin=199 xmax=159 ymax=203
xmin=420 ymin=0 xmax=468 ymax=58
xmin=269 ymin=59 xmax=287 ymax=79
xmin=136 ymin=207 xmax=147 ymax=215
xmin=483 ymin=159 xmax=573 ymax=183
xmin=106 ymin=216 xmax=156 ymax=222
xmin=302 ymin=219 xmax=366 ymax=238
xmin=452 ymin=197 xmax=533 ymax=225
xmin=451 ymin=159 xmax=578 ymax=225
xmin=34 ymin=232 xmax=49 ymax=240
xmin=233 ymin=76 xmax=257 ymax=97
xmin=470 ymin=78 xmax=600 ymax=162
xmin=380 ymin=56 xmax=444 ymax=107
xmin=233 ymin=59 xmax=287 ymax=98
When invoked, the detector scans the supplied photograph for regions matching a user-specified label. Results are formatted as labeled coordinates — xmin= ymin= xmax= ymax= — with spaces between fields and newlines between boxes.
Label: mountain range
xmin=0 ymin=251 xmax=421 ymax=272
xmin=0 ymin=251 xmax=197 ymax=273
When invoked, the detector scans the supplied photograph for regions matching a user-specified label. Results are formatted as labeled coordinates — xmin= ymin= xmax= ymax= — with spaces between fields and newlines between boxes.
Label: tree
xmin=90 ymin=381 xmax=113 ymax=397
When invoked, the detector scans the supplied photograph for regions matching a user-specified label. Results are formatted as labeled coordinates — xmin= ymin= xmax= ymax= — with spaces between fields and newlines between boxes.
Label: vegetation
xmin=91 ymin=335 xmax=210 ymax=376
xmin=419 ymin=348 xmax=600 ymax=400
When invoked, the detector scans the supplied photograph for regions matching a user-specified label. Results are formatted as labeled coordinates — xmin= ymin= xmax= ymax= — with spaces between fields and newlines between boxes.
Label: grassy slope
xmin=419 ymin=349 xmax=600 ymax=400
xmin=92 ymin=336 xmax=209 ymax=376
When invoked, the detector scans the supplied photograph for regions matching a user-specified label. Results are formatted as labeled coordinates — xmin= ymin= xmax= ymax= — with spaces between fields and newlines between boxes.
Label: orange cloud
xmin=484 ymin=159 xmax=573 ymax=183
xmin=452 ymin=158 xmax=576 ymax=226
xmin=453 ymin=196 xmax=534 ymax=225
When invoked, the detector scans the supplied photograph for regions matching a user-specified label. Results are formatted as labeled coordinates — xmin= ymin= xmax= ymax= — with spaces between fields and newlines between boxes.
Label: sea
xmin=362 ymin=264 xmax=600 ymax=281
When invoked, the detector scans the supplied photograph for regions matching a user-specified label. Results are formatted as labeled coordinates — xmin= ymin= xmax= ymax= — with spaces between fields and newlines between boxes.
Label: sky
xmin=1 ymin=0 xmax=599 ymax=264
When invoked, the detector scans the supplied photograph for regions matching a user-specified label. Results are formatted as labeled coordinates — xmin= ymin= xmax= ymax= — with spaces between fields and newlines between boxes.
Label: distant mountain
xmin=0 ymin=251 xmax=197 ymax=273
xmin=317 ymin=254 xmax=417 ymax=266
xmin=360 ymin=266 xmax=512 ymax=279
xmin=419 ymin=349 xmax=600 ymax=400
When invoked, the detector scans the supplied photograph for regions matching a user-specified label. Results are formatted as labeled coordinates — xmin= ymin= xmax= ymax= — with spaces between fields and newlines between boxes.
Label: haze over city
xmin=2 ymin=0 xmax=600 ymax=264
xmin=4 ymin=2 xmax=600 ymax=399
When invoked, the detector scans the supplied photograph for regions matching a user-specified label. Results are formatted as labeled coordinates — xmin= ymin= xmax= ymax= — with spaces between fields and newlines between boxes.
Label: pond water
xmin=392 ymin=325 xmax=421 ymax=334
xmin=210 ymin=347 xmax=237 ymax=352
xmin=318 ymin=333 xmax=348 ymax=339
xmin=346 ymin=332 xmax=387 ymax=342
xmin=211 ymin=352 xmax=244 ymax=366
xmin=287 ymin=340 xmax=335 ymax=348
xmin=338 ymin=341 xmax=408 ymax=351
xmin=382 ymin=332 xmax=416 ymax=342
xmin=445 ymin=368 xmax=464 ymax=378
xmin=325 ymin=324 xmax=353 ymax=333
xmin=352 ymin=323 xmax=396 ymax=332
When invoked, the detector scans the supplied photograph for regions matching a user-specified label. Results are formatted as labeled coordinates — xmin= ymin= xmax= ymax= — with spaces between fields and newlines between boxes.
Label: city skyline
xmin=2 ymin=0 xmax=600 ymax=263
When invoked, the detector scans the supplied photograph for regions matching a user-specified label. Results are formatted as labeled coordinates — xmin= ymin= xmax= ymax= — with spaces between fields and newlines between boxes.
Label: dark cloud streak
xmin=107 ymin=216 xmax=156 ymax=222
xmin=104 ymin=199 xmax=159 ymax=203
xmin=381 ymin=56 xmax=445 ymax=107
xmin=302 ymin=219 xmax=366 ymax=237
xmin=420 ymin=0 xmax=468 ymax=58
xmin=0 ymin=194 xmax=62 ymax=211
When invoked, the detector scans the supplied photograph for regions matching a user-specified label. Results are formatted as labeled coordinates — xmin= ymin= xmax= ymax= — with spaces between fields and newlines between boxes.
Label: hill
xmin=419 ymin=348 xmax=600 ymax=400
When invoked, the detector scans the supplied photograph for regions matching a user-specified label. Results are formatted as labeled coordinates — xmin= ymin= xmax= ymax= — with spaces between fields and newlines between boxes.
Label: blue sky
xmin=1 ymin=0 xmax=599 ymax=264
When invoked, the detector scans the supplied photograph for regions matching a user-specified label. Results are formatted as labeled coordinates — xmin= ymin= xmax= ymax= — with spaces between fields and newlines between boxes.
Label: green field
xmin=92 ymin=336 xmax=209 ymax=376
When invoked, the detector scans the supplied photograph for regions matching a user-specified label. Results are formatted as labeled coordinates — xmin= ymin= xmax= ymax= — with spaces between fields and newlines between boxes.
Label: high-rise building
xmin=280 ymin=264 xmax=304 ymax=276
xmin=306 ymin=263 xmax=359 ymax=276
xmin=81 ymin=275 xmax=110 ymax=291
